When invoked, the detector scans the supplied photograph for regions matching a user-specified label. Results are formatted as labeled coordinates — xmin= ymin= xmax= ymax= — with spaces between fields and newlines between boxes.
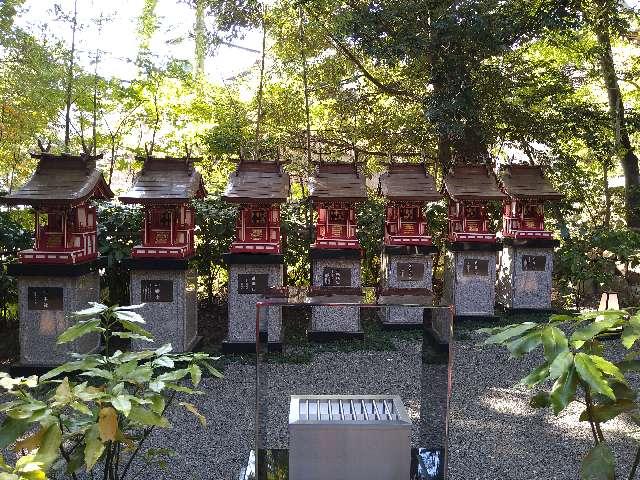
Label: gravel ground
xmin=138 ymin=337 xmax=448 ymax=479
xmin=448 ymin=330 xmax=639 ymax=480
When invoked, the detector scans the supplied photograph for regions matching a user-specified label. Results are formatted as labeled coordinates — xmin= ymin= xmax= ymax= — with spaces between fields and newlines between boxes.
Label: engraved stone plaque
xmin=397 ymin=263 xmax=425 ymax=282
xmin=28 ymin=287 xmax=63 ymax=311
xmin=462 ymin=259 xmax=489 ymax=277
xmin=141 ymin=280 xmax=174 ymax=302
xmin=322 ymin=268 xmax=352 ymax=287
xmin=522 ymin=255 xmax=546 ymax=271
xmin=238 ymin=274 xmax=268 ymax=294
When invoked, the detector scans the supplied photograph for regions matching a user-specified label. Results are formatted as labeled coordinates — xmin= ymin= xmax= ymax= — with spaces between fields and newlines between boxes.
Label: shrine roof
xmin=499 ymin=165 xmax=563 ymax=200
xmin=379 ymin=163 xmax=442 ymax=201
xmin=223 ymin=160 xmax=290 ymax=204
xmin=443 ymin=164 xmax=506 ymax=201
xmin=120 ymin=157 xmax=207 ymax=204
xmin=2 ymin=152 xmax=113 ymax=207
xmin=309 ymin=163 xmax=367 ymax=201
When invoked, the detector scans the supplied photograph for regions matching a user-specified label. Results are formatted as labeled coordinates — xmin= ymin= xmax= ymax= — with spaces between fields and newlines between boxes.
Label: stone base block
xmin=443 ymin=249 xmax=497 ymax=317
xmin=311 ymin=305 xmax=361 ymax=333
xmin=130 ymin=269 xmax=198 ymax=352
xmin=380 ymin=305 xmax=426 ymax=327
xmin=497 ymin=246 xmax=554 ymax=310
xmin=227 ymin=263 xmax=283 ymax=344
xmin=17 ymin=273 xmax=101 ymax=366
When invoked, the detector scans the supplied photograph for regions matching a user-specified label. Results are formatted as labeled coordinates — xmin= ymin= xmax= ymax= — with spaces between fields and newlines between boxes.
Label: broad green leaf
xmin=549 ymin=351 xmax=574 ymax=380
xmin=164 ymin=383 xmax=203 ymax=394
xmin=154 ymin=344 xmax=173 ymax=356
xmin=153 ymin=356 xmax=175 ymax=369
xmin=507 ymin=330 xmax=543 ymax=357
xmin=149 ymin=380 xmax=165 ymax=393
xmin=128 ymin=406 xmax=170 ymax=428
xmin=179 ymin=402 xmax=206 ymax=426
xmin=202 ymin=362 xmax=223 ymax=379
xmin=148 ymin=394 xmax=165 ymax=414
xmin=84 ymin=424 xmax=105 ymax=470
xmin=581 ymin=442 xmax=615 ymax=480
xmin=541 ymin=326 xmax=569 ymax=362
xmin=588 ymin=355 xmax=625 ymax=382
xmin=53 ymin=377 xmax=72 ymax=406
xmin=483 ymin=323 xmax=538 ymax=345
xmin=112 ymin=332 xmax=153 ymax=342
xmin=578 ymin=400 xmax=636 ymax=423
xmin=65 ymin=443 xmax=85 ymax=474
xmin=40 ymin=359 xmax=100 ymax=381
xmin=71 ymin=303 xmax=107 ymax=318
xmin=122 ymin=365 xmax=153 ymax=384
xmin=33 ymin=423 xmax=61 ymax=467
xmin=571 ymin=317 xmax=622 ymax=345
xmin=111 ymin=395 xmax=132 ymax=417
xmin=119 ymin=319 xmax=151 ymax=336
xmin=114 ymin=304 xmax=145 ymax=311
xmin=550 ymin=364 xmax=578 ymax=414
xmin=622 ymin=315 xmax=640 ymax=349
xmin=114 ymin=310 xmax=145 ymax=324
xmin=549 ymin=314 xmax=576 ymax=323
xmin=98 ymin=407 xmax=118 ymax=442
xmin=117 ymin=351 xmax=155 ymax=363
xmin=156 ymin=368 xmax=190 ymax=383
xmin=189 ymin=365 xmax=202 ymax=386
xmin=57 ymin=319 xmax=104 ymax=345
xmin=521 ymin=364 xmax=550 ymax=387
xmin=574 ymin=353 xmax=615 ymax=400
xmin=79 ymin=368 xmax=113 ymax=380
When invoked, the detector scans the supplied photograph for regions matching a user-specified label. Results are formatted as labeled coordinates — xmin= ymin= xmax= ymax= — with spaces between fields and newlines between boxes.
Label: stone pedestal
xmin=308 ymin=249 xmax=362 ymax=340
xmin=223 ymin=253 xmax=284 ymax=352
xmin=497 ymin=239 xmax=559 ymax=311
xmin=442 ymin=243 xmax=501 ymax=319
xmin=8 ymin=261 xmax=102 ymax=369
xmin=378 ymin=245 xmax=436 ymax=327
xmin=128 ymin=259 xmax=198 ymax=352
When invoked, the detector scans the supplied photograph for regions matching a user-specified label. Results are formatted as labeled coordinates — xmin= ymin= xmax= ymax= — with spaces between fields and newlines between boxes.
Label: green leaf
xmin=119 ymin=319 xmax=152 ymax=336
xmin=128 ymin=406 xmax=170 ymax=428
xmin=66 ymin=443 xmax=85 ymax=474
xmin=114 ymin=310 xmax=145 ymax=324
xmin=111 ymin=395 xmax=132 ymax=417
xmin=588 ymin=355 xmax=625 ymax=382
xmin=71 ymin=303 xmax=107 ymax=318
xmin=153 ymin=356 xmax=175 ymax=369
xmin=84 ymin=424 xmax=105 ymax=470
xmin=578 ymin=400 xmax=636 ymax=423
xmin=581 ymin=442 xmax=615 ymax=480
xmin=154 ymin=344 xmax=173 ymax=356
xmin=571 ymin=317 xmax=623 ymax=345
xmin=507 ymin=330 xmax=543 ymax=357
xmin=482 ymin=323 xmax=538 ymax=345
xmin=156 ymin=368 xmax=190 ymax=383
xmin=530 ymin=391 xmax=551 ymax=409
xmin=622 ymin=315 xmax=640 ymax=349
xmin=0 ymin=417 xmax=29 ymax=449
xmin=189 ymin=365 xmax=202 ymax=386
xmin=57 ymin=319 xmax=104 ymax=345
xmin=574 ymin=353 xmax=616 ymax=400
xmin=549 ymin=351 xmax=574 ymax=380
xmin=147 ymin=394 xmax=165 ymax=414
xmin=179 ymin=402 xmax=206 ymax=426
xmin=521 ymin=364 xmax=550 ymax=387
xmin=550 ymin=364 xmax=578 ymax=414
xmin=541 ymin=326 xmax=569 ymax=362
xmin=112 ymin=332 xmax=153 ymax=342
xmin=202 ymin=362 xmax=223 ymax=379
xmin=40 ymin=359 xmax=101 ymax=381
xmin=33 ymin=423 xmax=61 ymax=467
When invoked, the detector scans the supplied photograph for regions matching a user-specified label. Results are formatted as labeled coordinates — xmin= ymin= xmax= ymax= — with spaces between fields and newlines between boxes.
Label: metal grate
xmin=297 ymin=397 xmax=399 ymax=422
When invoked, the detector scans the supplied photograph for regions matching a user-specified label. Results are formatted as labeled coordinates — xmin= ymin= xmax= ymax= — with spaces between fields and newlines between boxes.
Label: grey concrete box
xmin=311 ymin=258 xmax=361 ymax=333
xmin=289 ymin=395 xmax=411 ymax=480
xmin=130 ymin=269 xmax=198 ymax=351
xmin=17 ymin=273 xmax=100 ymax=366
xmin=227 ymin=263 xmax=283 ymax=343
xmin=443 ymin=250 xmax=497 ymax=317
xmin=497 ymin=246 xmax=553 ymax=310
xmin=380 ymin=253 xmax=433 ymax=325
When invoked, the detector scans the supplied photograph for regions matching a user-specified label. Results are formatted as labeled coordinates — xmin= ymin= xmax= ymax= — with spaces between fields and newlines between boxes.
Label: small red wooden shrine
xmin=309 ymin=163 xmax=367 ymax=250
xmin=500 ymin=165 xmax=562 ymax=240
xmin=443 ymin=165 xmax=506 ymax=243
xmin=2 ymin=152 xmax=113 ymax=264
xmin=379 ymin=163 xmax=442 ymax=246
xmin=120 ymin=156 xmax=207 ymax=259
xmin=223 ymin=159 xmax=290 ymax=254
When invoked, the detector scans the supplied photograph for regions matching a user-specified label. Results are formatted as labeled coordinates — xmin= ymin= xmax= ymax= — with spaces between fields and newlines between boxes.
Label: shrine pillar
xmin=221 ymin=160 xmax=289 ymax=353
xmin=307 ymin=163 xmax=366 ymax=340
xmin=377 ymin=163 xmax=441 ymax=327
xmin=2 ymin=151 xmax=113 ymax=372
xmin=496 ymin=165 xmax=563 ymax=311
xmin=120 ymin=156 xmax=206 ymax=351
xmin=441 ymin=165 xmax=506 ymax=320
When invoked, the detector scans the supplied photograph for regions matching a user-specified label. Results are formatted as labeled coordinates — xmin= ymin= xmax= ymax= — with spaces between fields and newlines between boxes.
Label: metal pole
xmin=255 ymin=300 xmax=262 ymax=478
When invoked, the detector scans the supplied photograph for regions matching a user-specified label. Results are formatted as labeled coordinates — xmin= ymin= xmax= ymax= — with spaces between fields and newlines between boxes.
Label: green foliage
xmin=0 ymin=302 xmax=222 ymax=480
xmin=479 ymin=309 xmax=640 ymax=479
xmin=97 ymin=204 xmax=143 ymax=306
xmin=281 ymin=198 xmax=312 ymax=286
xmin=356 ymin=196 xmax=385 ymax=286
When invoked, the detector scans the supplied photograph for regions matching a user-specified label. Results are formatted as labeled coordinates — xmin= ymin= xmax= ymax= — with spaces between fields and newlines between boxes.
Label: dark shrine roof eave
xmin=222 ymin=195 xmax=288 ymax=204
xmin=384 ymin=194 xmax=443 ymax=202
xmin=1 ymin=174 xmax=114 ymax=207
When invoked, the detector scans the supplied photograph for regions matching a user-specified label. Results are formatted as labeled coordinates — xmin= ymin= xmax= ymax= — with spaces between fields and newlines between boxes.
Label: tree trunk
xmin=603 ymin=158 xmax=611 ymax=228
xmin=298 ymin=7 xmax=312 ymax=166
xmin=194 ymin=0 xmax=206 ymax=83
xmin=254 ymin=6 xmax=267 ymax=160
xmin=64 ymin=0 xmax=78 ymax=152
xmin=592 ymin=4 xmax=640 ymax=228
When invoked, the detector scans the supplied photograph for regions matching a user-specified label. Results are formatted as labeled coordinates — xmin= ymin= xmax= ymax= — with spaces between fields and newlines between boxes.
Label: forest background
xmin=1 ymin=0 xmax=640 ymax=323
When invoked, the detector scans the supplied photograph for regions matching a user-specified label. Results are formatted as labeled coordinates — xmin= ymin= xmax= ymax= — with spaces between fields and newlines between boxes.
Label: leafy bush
xmin=282 ymin=198 xmax=312 ymax=286
xmin=357 ymin=196 xmax=385 ymax=286
xmin=0 ymin=302 xmax=222 ymax=480
xmin=97 ymin=204 xmax=142 ymax=306
xmin=0 ymin=209 xmax=32 ymax=325
xmin=479 ymin=309 xmax=640 ymax=479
